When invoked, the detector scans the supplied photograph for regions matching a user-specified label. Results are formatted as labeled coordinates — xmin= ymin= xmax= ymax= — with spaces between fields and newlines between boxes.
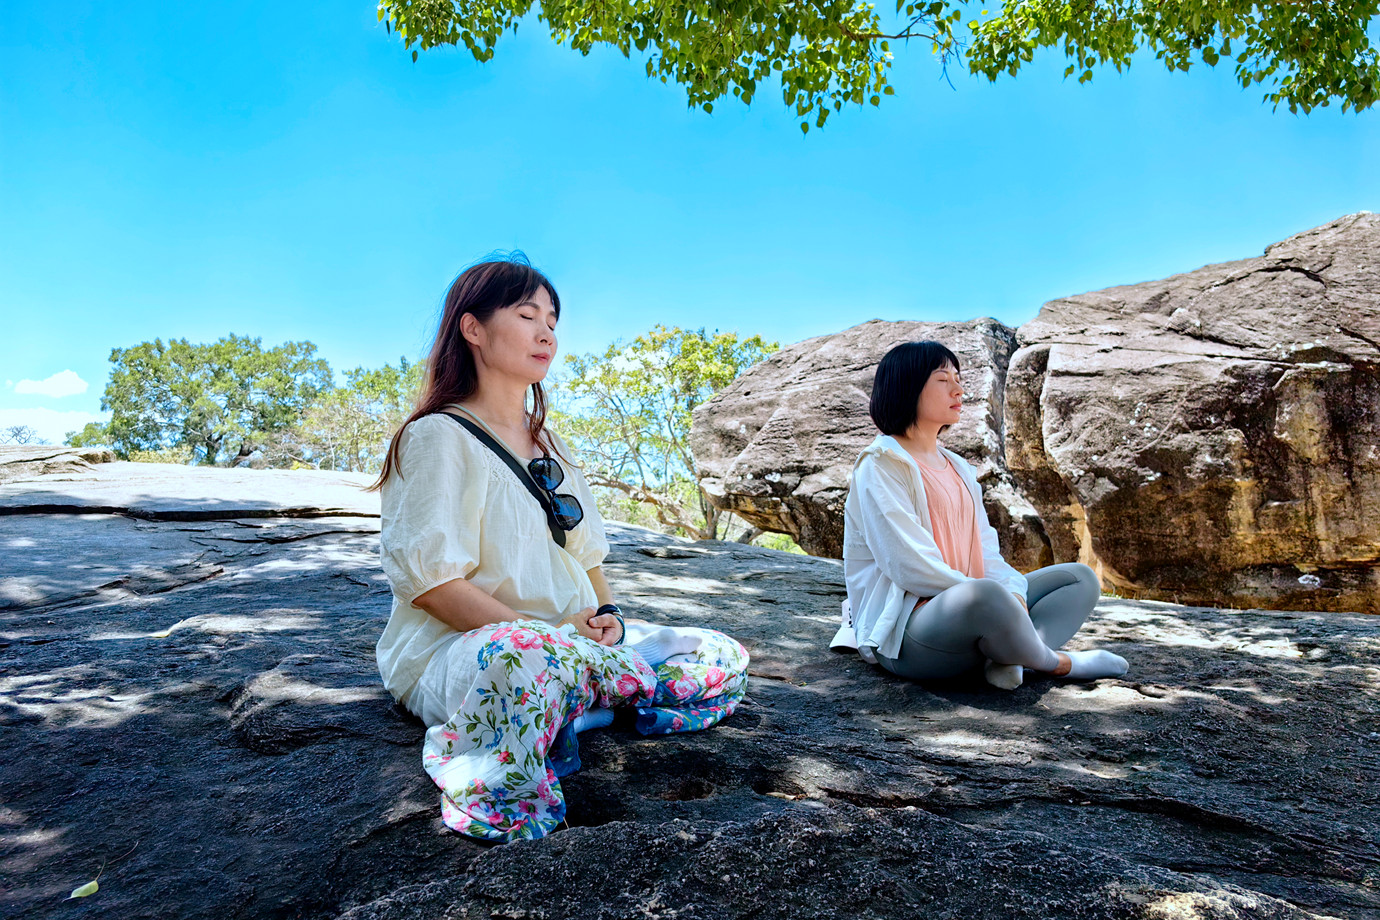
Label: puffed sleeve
xmin=952 ymin=455 xmax=1029 ymax=602
xmin=853 ymin=455 xmax=973 ymax=598
xmin=379 ymin=414 xmax=484 ymax=606
xmin=549 ymin=431 xmax=609 ymax=571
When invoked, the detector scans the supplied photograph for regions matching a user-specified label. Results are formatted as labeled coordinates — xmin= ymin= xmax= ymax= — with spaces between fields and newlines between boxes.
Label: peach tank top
xmin=917 ymin=456 xmax=984 ymax=581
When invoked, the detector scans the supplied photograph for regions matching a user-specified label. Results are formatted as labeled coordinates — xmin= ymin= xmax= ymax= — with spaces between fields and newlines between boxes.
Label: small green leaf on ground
xmin=67 ymin=879 xmax=99 ymax=900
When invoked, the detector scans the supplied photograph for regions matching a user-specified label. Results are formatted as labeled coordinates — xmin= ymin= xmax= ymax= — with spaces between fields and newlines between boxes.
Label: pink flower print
xmin=438 ymin=728 xmax=460 ymax=743
xmin=672 ymin=715 xmax=685 ymax=730
xmin=497 ymin=750 xmax=515 ymax=764
xmin=615 ymin=674 xmax=642 ymax=698
xmin=518 ymin=800 xmax=537 ymax=816
xmin=511 ymin=629 xmax=544 ymax=650
xmin=490 ymin=627 xmax=513 ymax=641
xmin=705 ymin=667 xmax=726 ymax=690
xmin=517 ymin=690 xmax=531 ymax=706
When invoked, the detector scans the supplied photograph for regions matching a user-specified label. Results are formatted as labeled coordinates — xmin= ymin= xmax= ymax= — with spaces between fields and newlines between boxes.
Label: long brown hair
xmin=371 ymin=254 xmax=561 ymax=490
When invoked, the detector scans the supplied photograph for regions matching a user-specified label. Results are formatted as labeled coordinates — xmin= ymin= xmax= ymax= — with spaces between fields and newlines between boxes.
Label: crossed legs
xmin=874 ymin=563 xmax=1127 ymax=686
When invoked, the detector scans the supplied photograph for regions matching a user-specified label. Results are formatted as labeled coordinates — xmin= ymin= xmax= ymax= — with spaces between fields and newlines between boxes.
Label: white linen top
xmin=375 ymin=409 xmax=609 ymax=700
xmin=841 ymin=435 xmax=1027 ymax=663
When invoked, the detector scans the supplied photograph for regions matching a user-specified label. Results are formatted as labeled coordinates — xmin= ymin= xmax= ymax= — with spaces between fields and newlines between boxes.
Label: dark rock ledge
xmin=1 ymin=450 xmax=1376 ymax=919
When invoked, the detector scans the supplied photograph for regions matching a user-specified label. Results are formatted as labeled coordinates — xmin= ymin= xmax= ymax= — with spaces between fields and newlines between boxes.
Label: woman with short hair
xmin=373 ymin=254 xmax=747 ymax=840
xmin=838 ymin=341 xmax=1128 ymax=690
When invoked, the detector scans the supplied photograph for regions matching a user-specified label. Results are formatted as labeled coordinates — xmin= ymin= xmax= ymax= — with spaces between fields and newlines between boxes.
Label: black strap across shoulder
xmin=439 ymin=412 xmax=566 ymax=548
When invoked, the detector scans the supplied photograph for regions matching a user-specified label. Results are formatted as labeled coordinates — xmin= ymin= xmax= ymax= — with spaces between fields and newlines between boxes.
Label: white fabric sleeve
xmin=854 ymin=458 xmax=972 ymax=598
xmin=955 ymin=457 xmax=1029 ymax=601
xmin=379 ymin=414 xmax=483 ymax=606
xmin=549 ymin=431 xmax=610 ymax=571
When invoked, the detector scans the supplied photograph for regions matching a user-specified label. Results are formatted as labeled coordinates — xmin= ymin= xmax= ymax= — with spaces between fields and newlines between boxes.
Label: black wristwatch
xmin=597 ymin=604 xmax=626 ymax=645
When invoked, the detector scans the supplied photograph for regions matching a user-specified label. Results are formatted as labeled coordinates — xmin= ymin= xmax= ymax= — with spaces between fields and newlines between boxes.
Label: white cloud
xmin=14 ymin=370 xmax=89 ymax=398
xmin=0 ymin=408 xmax=107 ymax=446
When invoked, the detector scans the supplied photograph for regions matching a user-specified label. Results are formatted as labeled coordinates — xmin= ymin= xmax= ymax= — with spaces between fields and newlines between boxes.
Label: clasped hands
xmin=561 ymin=606 xmax=622 ymax=646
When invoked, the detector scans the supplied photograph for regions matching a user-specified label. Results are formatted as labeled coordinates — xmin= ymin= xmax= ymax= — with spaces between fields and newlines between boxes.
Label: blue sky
xmin=2 ymin=2 xmax=1376 ymax=442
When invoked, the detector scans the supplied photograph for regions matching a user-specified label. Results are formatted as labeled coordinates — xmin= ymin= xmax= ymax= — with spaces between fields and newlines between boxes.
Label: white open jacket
xmin=839 ymin=435 xmax=1028 ymax=663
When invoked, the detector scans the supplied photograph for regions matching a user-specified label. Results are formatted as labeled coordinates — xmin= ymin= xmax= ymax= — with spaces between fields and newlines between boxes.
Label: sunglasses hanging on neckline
xmin=527 ymin=455 xmax=584 ymax=531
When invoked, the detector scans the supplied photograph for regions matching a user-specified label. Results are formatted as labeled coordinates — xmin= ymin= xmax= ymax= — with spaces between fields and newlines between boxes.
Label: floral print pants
xmin=421 ymin=621 xmax=748 ymax=842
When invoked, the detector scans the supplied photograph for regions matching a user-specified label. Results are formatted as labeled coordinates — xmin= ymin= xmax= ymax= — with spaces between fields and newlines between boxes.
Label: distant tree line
xmin=66 ymin=329 xmax=798 ymax=548
xmin=66 ymin=335 xmax=418 ymax=471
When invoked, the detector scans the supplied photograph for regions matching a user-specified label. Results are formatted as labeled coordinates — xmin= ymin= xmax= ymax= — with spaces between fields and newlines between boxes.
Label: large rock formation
xmin=3 ymin=453 xmax=1377 ymax=919
xmin=690 ymin=318 xmax=1052 ymax=569
xmin=690 ymin=213 xmax=1379 ymax=613
xmin=1007 ymin=212 xmax=1380 ymax=614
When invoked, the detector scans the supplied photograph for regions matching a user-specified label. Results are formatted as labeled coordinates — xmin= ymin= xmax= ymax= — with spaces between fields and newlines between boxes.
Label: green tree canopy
xmin=555 ymin=325 xmax=777 ymax=540
xmin=82 ymin=335 xmax=332 ymax=464
xmin=379 ymin=0 xmax=1380 ymax=129
xmin=266 ymin=358 xmax=423 ymax=471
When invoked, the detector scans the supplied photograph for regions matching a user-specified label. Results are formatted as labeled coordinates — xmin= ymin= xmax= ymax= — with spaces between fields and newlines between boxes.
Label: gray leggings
xmin=875 ymin=563 xmax=1101 ymax=681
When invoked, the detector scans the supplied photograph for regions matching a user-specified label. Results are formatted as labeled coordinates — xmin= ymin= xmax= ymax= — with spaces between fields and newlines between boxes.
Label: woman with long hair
xmin=374 ymin=254 xmax=747 ymax=840
xmin=837 ymin=341 xmax=1128 ymax=690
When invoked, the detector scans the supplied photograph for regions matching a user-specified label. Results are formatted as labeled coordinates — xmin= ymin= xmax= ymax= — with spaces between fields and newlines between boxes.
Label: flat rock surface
xmin=1 ymin=465 xmax=1376 ymax=919
xmin=0 ymin=456 xmax=378 ymax=519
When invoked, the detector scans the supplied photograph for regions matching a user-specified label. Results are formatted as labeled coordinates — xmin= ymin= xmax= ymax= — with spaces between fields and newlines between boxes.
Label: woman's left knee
xmin=1057 ymin=563 xmax=1101 ymax=609
xmin=1039 ymin=562 xmax=1099 ymax=592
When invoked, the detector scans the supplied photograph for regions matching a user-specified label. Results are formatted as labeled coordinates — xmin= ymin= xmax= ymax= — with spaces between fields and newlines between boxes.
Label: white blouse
xmin=375 ymin=409 xmax=609 ymax=700
xmin=841 ymin=435 xmax=1027 ymax=663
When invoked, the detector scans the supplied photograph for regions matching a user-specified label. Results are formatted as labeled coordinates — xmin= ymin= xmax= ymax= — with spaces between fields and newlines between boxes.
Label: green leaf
xmin=68 ymin=880 xmax=99 ymax=900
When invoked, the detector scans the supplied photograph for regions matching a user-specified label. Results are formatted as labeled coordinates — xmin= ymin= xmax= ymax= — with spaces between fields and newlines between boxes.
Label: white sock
xmin=1062 ymin=649 xmax=1129 ymax=680
xmin=627 ymin=626 xmax=702 ymax=667
xmin=570 ymin=707 xmax=614 ymax=735
xmin=984 ymin=660 xmax=1025 ymax=690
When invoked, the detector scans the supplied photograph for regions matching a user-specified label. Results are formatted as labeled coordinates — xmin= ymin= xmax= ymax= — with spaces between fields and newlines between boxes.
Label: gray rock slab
xmin=0 ymin=460 xmax=380 ymax=519
xmin=0 ymin=446 xmax=115 ymax=485
xmin=340 ymin=807 xmax=1328 ymax=920
xmin=1 ymin=472 xmax=1376 ymax=919
xmin=0 ymin=513 xmax=381 ymax=611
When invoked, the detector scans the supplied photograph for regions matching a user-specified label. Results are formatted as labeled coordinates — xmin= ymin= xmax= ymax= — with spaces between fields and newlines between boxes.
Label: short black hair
xmin=869 ymin=341 xmax=962 ymax=435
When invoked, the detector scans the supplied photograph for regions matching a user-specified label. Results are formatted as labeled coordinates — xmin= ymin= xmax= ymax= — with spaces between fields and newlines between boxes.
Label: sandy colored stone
xmin=1006 ymin=211 xmax=1380 ymax=613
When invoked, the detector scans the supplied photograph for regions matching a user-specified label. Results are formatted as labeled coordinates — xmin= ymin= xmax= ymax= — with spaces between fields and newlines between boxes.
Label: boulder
xmin=1006 ymin=211 xmax=1380 ymax=613
xmin=689 ymin=213 xmax=1379 ymax=614
xmin=0 ymin=445 xmax=115 ymax=485
xmin=690 ymin=318 xmax=1052 ymax=568
xmin=2 ymin=451 xmax=1376 ymax=919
